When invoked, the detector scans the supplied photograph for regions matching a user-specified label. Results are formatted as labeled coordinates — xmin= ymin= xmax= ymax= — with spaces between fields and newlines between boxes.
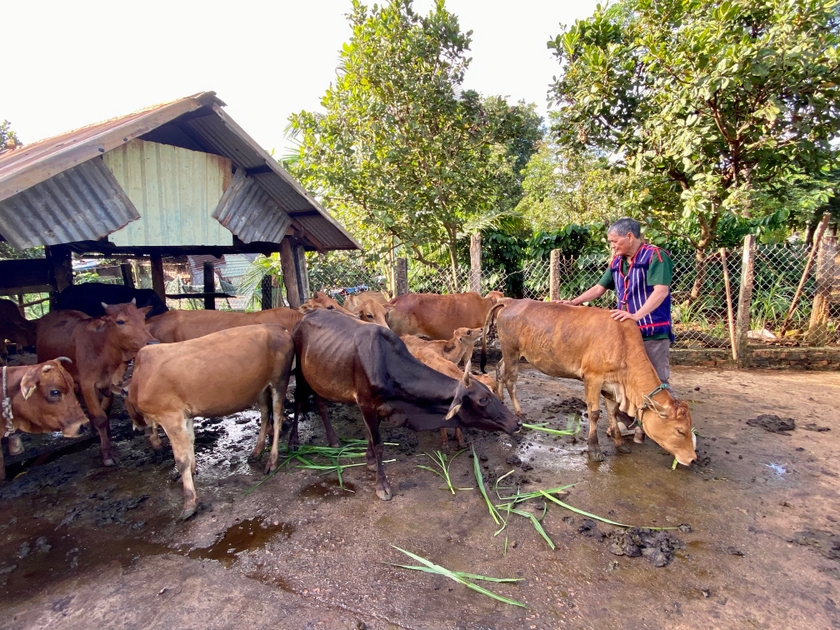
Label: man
xmin=562 ymin=217 xmax=674 ymax=442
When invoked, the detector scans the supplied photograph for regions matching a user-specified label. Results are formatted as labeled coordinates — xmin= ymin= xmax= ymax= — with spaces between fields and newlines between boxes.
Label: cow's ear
xmin=140 ymin=306 xmax=153 ymax=316
xmin=131 ymin=298 xmax=137 ymax=305
xmin=101 ymin=301 xmax=111 ymax=311
xmin=382 ymin=303 xmax=396 ymax=312
xmin=20 ymin=370 xmax=39 ymax=400
xmin=462 ymin=359 xmax=473 ymax=387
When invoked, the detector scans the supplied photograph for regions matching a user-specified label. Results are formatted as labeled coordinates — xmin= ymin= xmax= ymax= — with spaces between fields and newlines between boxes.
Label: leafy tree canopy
xmin=548 ymin=0 xmax=840 ymax=253
xmin=289 ymin=0 xmax=542 ymax=282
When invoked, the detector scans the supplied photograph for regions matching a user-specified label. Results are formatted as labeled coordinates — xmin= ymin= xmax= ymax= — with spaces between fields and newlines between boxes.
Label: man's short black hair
xmin=608 ymin=217 xmax=641 ymax=238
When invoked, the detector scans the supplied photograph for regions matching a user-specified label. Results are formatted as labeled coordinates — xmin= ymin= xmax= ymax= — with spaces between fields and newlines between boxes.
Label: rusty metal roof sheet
xmin=0 ymin=91 xmax=360 ymax=252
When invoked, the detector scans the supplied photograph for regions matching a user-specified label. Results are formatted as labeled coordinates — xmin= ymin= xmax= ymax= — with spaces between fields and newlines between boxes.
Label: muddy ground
xmin=0 ymin=363 xmax=839 ymax=630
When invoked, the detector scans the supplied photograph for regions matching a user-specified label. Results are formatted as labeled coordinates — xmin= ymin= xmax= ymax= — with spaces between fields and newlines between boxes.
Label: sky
xmin=5 ymin=0 xmax=601 ymax=154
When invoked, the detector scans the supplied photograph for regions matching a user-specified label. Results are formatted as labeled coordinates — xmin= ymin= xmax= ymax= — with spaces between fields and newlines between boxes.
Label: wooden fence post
xmin=280 ymin=238 xmax=302 ymax=309
xmin=735 ymin=234 xmax=756 ymax=367
xmin=549 ymin=249 xmax=561 ymax=302
xmin=806 ymin=233 xmax=837 ymax=346
xmin=395 ymin=258 xmax=408 ymax=296
xmin=203 ymin=262 xmax=216 ymax=310
xmin=469 ymin=233 xmax=482 ymax=294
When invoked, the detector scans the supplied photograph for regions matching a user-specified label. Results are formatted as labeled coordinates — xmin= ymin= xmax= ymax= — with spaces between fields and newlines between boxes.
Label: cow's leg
xmin=604 ymin=398 xmax=630 ymax=454
xmin=80 ymin=382 xmax=117 ymax=466
xmin=0 ymin=443 xmax=5 ymax=481
xmin=158 ymin=412 xmax=198 ymax=520
xmin=584 ymin=377 xmax=605 ymax=462
xmin=500 ymin=352 xmax=524 ymax=416
xmin=359 ymin=406 xmax=391 ymax=501
xmin=495 ymin=359 xmax=505 ymax=401
xmin=316 ymin=395 xmax=340 ymax=448
xmin=251 ymin=388 xmax=271 ymax=462
xmin=265 ymin=371 xmax=291 ymax=473
xmin=439 ymin=428 xmax=449 ymax=451
xmin=454 ymin=428 xmax=467 ymax=449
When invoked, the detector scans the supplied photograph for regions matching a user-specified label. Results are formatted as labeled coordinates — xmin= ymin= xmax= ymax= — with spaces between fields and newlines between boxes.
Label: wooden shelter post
xmin=294 ymin=244 xmax=311 ymax=302
xmin=120 ymin=263 xmax=136 ymax=288
xmin=203 ymin=262 xmax=216 ymax=310
xmin=280 ymin=238 xmax=302 ymax=308
xmin=469 ymin=233 xmax=482 ymax=294
xmin=45 ymin=245 xmax=73 ymax=306
xmin=150 ymin=253 xmax=166 ymax=304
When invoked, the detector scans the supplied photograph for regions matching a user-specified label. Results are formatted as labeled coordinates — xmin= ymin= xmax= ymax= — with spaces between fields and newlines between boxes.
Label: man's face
xmin=608 ymin=231 xmax=636 ymax=257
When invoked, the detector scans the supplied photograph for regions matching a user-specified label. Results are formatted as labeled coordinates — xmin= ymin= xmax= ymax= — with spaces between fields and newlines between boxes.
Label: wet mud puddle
xmin=0 ymin=516 xmax=294 ymax=600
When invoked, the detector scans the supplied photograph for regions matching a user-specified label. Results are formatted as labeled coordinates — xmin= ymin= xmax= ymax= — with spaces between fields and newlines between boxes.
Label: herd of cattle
xmin=0 ymin=283 xmax=696 ymax=519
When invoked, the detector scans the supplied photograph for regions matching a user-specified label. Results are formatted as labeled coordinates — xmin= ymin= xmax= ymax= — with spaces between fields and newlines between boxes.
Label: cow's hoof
xmin=588 ymin=449 xmax=604 ymax=462
xmin=264 ymin=460 xmax=278 ymax=475
xmin=634 ymin=428 xmax=646 ymax=444
xmin=376 ymin=487 xmax=392 ymax=501
xmin=8 ymin=435 xmax=24 ymax=456
xmin=617 ymin=444 xmax=631 ymax=454
xmin=179 ymin=505 xmax=197 ymax=521
xmin=102 ymin=456 xmax=117 ymax=467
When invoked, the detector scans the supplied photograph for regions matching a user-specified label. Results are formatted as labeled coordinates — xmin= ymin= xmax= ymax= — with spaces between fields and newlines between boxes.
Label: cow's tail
xmin=481 ymin=301 xmax=508 ymax=373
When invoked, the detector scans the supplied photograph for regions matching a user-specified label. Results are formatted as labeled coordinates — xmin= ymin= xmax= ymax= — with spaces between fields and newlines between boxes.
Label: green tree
xmin=548 ymin=0 xmax=840 ymax=266
xmin=289 ymin=0 xmax=541 ymax=286
xmin=0 ymin=120 xmax=20 ymax=150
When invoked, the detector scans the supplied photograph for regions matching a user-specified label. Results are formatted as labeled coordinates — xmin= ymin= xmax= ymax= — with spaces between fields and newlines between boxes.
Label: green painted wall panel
xmin=104 ymin=139 xmax=232 ymax=247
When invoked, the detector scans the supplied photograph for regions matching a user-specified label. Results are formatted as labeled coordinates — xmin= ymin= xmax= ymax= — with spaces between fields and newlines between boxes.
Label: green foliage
xmin=548 ymin=0 xmax=840 ymax=252
xmin=0 ymin=120 xmax=20 ymax=149
xmin=288 ymin=0 xmax=542 ymax=281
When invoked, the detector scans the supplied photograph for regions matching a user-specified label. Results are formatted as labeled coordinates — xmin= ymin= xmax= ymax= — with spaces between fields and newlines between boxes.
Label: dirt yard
xmin=1 ymin=363 xmax=838 ymax=630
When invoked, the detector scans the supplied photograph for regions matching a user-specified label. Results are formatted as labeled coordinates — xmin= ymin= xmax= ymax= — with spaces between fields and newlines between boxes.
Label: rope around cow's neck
xmin=2 ymin=365 xmax=15 ymax=436
xmin=634 ymin=383 xmax=671 ymax=426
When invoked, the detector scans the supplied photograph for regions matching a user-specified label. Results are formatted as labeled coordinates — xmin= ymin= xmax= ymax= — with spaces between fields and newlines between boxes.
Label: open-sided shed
xmin=0 ymin=91 xmax=359 ymax=308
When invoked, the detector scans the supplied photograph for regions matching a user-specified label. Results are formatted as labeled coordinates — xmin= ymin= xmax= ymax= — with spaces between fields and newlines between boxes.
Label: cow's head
xmin=352 ymin=300 xmax=394 ymax=326
xmin=18 ymin=359 xmax=88 ymax=437
xmin=444 ymin=360 xmax=520 ymax=435
xmin=100 ymin=299 xmax=155 ymax=356
xmin=300 ymin=291 xmax=353 ymax=316
xmin=485 ymin=290 xmax=505 ymax=304
xmin=455 ymin=327 xmax=482 ymax=348
xmin=640 ymin=397 xmax=696 ymax=466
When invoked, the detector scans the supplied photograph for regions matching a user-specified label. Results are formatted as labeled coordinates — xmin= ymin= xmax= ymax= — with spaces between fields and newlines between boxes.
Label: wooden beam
xmin=150 ymin=253 xmax=166 ymax=304
xmin=120 ymin=263 xmax=136 ymax=288
xmin=280 ymin=238 xmax=301 ymax=308
xmin=203 ymin=262 xmax=216 ymax=310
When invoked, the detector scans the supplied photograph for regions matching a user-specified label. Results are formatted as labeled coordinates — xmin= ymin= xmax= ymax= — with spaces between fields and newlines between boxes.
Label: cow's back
xmin=496 ymin=299 xmax=646 ymax=378
xmin=130 ymin=324 xmax=294 ymax=417
xmin=36 ymin=310 xmax=93 ymax=369
xmin=0 ymin=299 xmax=37 ymax=348
xmin=57 ymin=283 xmax=167 ymax=318
xmin=388 ymin=292 xmax=491 ymax=339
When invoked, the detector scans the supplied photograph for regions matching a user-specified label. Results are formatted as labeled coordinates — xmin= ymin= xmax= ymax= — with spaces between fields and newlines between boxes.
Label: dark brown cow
xmin=0 ymin=299 xmax=37 ymax=364
xmin=386 ymin=291 xmax=504 ymax=340
xmin=1 ymin=359 xmax=88 ymax=480
xmin=126 ymin=324 xmax=294 ymax=519
xmin=146 ymin=291 xmax=347 ymax=343
xmin=36 ymin=301 xmax=155 ymax=466
xmin=484 ymin=299 xmax=696 ymax=466
xmin=292 ymin=309 xmax=521 ymax=501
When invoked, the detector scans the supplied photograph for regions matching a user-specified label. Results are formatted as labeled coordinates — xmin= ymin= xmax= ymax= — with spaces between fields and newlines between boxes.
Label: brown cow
xmin=0 ymin=299 xmax=37 ymax=364
xmin=1 ymin=359 xmax=88 ymax=480
xmin=484 ymin=299 xmax=696 ymax=466
xmin=293 ymin=309 xmax=521 ymax=500
xmin=36 ymin=301 xmax=155 ymax=467
xmin=401 ymin=327 xmax=482 ymax=366
xmin=146 ymin=291 xmax=347 ymax=343
xmin=126 ymin=324 xmax=294 ymax=519
xmin=345 ymin=297 xmax=393 ymax=327
xmin=343 ymin=291 xmax=390 ymax=310
xmin=387 ymin=291 xmax=504 ymax=340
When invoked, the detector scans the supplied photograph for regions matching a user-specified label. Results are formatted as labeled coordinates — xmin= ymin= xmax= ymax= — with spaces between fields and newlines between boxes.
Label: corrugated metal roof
xmin=213 ymin=168 xmax=292 ymax=245
xmin=0 ymin=158 xmax=140 ymax=249
xmin=0 ymin=91 xmax=360 ymax=252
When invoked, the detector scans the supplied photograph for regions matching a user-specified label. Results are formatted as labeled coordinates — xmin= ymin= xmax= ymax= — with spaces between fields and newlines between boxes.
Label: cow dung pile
xmin=606 ymin=527 xmax=688 ymax=567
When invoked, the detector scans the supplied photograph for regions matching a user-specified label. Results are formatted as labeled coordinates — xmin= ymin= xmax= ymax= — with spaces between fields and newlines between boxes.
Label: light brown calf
xmin=401 ymin=327 xmax=482 ymax=366
xmin=126 ymin=324 xmax=295 ymax=519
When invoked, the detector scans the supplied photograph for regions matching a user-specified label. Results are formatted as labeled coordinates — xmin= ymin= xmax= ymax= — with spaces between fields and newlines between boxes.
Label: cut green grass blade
xmin=496 ymin=484 xmax=574 ymax=504
xmin=497 ymin=505 xmax=555 ymax=550
xmin=472 ymin=447 xmax=503 ymax=526
xmin=539 ymin=492 xmax=680 ymax=531
xmin=521 ymin=422 xmax=579 ymax=436
xmin=389 ymin=546 xmax=526 ymax=608
xmin=417 ymin=450 xmax=466 ymax=494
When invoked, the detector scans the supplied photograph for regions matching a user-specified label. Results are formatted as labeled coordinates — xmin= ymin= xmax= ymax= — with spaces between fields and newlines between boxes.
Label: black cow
xmin=292 ymin=309 xmax=521 ymax=501
xmin=57 ymin=283 xmax=168 ymax=318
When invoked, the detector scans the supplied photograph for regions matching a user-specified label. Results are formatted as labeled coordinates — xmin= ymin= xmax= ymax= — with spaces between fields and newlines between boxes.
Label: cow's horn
xmin=55 ymin=356 xmax=73 ymax=365
xmin=462 ymin=359 xmax=472 ymax=386
xmin=444 ymin=403 xmax=462 ymax=421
